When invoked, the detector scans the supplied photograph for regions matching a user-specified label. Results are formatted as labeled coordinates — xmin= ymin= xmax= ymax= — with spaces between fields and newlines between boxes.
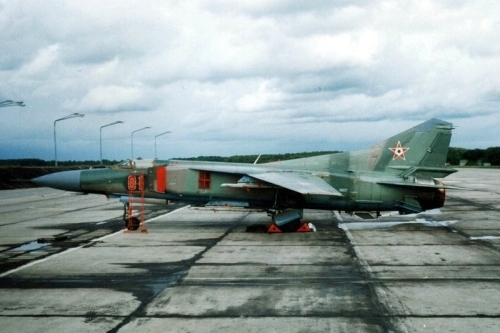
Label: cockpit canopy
xmin=115 ymin=159 xmax=157 ymax=170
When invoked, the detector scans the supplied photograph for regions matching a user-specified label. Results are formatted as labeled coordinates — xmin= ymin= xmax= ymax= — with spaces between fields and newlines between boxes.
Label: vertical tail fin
xmin=348 ymin=118 xmax=454 ymax=177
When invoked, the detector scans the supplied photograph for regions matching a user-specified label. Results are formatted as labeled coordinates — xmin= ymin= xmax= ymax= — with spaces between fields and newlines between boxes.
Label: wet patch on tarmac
xmin=0 ymin=204 xmax=176 ymax=275
xmin=9 ymin=241 xmax=51 ymax=252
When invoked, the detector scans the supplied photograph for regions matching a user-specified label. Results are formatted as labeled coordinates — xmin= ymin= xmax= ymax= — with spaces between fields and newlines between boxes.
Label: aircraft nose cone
xmin=32 ymin=170 xmax=82 ymax=192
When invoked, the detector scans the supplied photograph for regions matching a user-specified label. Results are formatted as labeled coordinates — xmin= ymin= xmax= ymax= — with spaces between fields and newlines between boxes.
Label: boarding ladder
xmin=125 ymin=173 xmax=148 ymax=233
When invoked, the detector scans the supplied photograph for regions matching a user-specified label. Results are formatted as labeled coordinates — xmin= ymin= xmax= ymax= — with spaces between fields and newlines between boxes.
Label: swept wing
xmin=185 ymin=162 xmax=342 ymax=197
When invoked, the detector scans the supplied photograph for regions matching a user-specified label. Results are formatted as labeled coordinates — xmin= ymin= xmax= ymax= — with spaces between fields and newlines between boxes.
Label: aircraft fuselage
xmin=41 ymin=161 xmax=444 ymax=215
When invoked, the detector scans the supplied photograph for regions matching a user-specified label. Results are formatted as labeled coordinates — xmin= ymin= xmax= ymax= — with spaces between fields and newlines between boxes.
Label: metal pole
xmin=100 ymin=127 xmax=102 ymax=165
xmin=54 ymin=120 xmax=58 ymax=167
xmin=53 ymin=113 xmax=84 ymax=166
xmin=100 ymin=121 xmax=124 ymax=165
xmin=155 ymin=131 xmax=172 ymax=159
xmin=131 ymin=127 xmax=151 ymax=160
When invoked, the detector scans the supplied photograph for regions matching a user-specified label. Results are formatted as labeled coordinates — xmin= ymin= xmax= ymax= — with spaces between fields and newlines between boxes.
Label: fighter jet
xmin=33 ymin=118 xmax=456 ymax=232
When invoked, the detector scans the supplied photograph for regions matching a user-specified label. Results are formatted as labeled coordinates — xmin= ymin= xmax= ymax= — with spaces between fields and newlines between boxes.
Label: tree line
xmin=1 ymin=147 xmax=500 ymax=167
xmin=0 ymin=159 xmax=120 ymax=167
xmin=447 ymin=147 xmax=500 ymax=166
xmin=175 ymin=151 xmax=341 ymax=164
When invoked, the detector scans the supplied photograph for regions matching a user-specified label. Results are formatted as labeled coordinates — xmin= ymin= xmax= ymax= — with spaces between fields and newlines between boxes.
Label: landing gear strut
xmin=123 ymin=203 xmax=140 ymax=231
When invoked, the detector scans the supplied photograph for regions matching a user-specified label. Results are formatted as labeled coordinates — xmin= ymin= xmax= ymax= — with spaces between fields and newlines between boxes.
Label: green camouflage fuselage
xmin=34 ymin=118 xmax=456 ymax=216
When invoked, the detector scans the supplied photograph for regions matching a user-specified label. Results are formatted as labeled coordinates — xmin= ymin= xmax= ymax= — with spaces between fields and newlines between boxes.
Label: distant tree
xmin=485 ymin=147 xmax=500 ymax=166
xmin=175 ymin=151 xmax=338 ymax=164
xmin=447 ymin=148 xmax=467 ymax=165
xmin=0 ymin=159 xmax=49 ymax=167
xmin=463 ymin=149 xmax=485 ymax=165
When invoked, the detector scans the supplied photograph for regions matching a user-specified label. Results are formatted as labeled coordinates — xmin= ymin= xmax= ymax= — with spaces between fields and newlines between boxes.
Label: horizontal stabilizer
xmin=389 ymin=166 xmax=457 ymax=178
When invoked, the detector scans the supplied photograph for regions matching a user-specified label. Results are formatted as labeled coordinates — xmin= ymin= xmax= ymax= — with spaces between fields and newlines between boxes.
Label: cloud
xmin=1 ymin=0 xmax=500 ymax=160
xmin=76 ymin=85 xmax=148 ymax=113
xmin=19 ymin=44 xmax=60 ymax=76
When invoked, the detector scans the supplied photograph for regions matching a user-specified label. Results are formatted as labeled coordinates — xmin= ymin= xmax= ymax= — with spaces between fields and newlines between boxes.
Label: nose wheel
xmin=125 ymin=217 xmax=141 ymax=231
xmin=123 ymin=202 xmax=146 ymax=232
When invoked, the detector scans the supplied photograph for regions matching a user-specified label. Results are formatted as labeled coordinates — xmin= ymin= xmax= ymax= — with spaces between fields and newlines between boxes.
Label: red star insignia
xmin=389 ymin=141 xmax=409 ymax=160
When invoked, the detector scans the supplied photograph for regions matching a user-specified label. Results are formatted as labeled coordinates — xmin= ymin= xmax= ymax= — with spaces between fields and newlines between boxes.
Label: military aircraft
xmin=33 ymin=118 xmax=456 ymax=232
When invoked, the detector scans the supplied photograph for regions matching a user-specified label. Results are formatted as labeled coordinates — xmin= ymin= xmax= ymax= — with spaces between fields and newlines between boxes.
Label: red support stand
xmin=125 ymin=173 xmax=148 ymax=233
xmin=267 ymin=221 xmax=313 ymax=233
xmin=296 ymin=222 xmax=312 ymax=232
xmin=267 ymin=223 xmax=282 ymax=233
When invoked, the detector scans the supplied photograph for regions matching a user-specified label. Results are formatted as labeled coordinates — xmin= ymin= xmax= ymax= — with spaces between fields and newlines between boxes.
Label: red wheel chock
xmin=267 ymin=222 xmax=312 ymax=233
xmin=296 ymin=222 xmax=312 ymax=232
xmin=267 ymin=223 xmax=282 ymax=233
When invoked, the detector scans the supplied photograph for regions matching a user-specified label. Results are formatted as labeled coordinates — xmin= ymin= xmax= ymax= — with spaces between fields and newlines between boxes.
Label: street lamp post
xmin=0 ymin=100 xmax=25 ymax=108
xmin=100 ymin=121 xmax=124 ymax=165
xmin=54 ymin=113 xmax=84 ymax=166
xmin=131 ymin=127 xmax=151 ymax=160
xmin=155 ymin=131 xmax=172 ymax=159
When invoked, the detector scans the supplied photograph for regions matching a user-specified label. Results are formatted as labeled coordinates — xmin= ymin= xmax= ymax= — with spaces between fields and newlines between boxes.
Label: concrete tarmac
xmin=0 ymin=168 xmax=499 ymax=332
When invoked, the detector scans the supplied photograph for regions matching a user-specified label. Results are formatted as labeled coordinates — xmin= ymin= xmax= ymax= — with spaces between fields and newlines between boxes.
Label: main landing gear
xmin=245 ymin=209 xmax=316 ymax=233
xmin=266 ymin=220 xmax=315 ymax=233
xmin=268 ymin=209 xmax=316 ymax=232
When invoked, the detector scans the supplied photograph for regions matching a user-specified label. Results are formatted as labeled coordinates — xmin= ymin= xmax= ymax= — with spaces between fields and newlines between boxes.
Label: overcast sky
xmin=1 ymin=0 xmax=499 ymax=162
